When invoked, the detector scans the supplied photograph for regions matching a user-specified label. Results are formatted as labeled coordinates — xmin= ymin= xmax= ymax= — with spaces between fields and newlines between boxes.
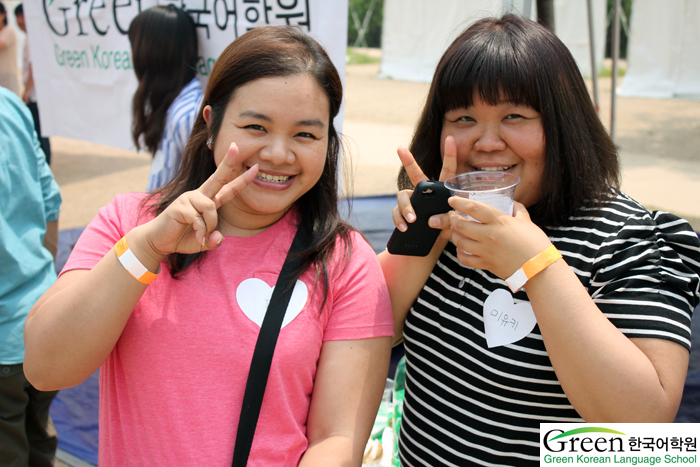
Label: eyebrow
xmin=239 ymin=111 xmax=326 ymax=128
xmin=240 ymin=111 xmax=271 ymax=121
xmin=297 ymin=119 xmax=326 ymax=128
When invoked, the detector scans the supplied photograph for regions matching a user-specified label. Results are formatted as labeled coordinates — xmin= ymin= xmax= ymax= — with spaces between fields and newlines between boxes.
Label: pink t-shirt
xmin=62 ymin=193 xmax=393 ymax=467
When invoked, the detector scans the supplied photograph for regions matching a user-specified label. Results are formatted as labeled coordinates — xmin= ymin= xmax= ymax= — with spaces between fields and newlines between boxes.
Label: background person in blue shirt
xmin=0 ymin=87 xmax=62 ymax=466
xmin=128 ymin=5 xmax=203 ymax=192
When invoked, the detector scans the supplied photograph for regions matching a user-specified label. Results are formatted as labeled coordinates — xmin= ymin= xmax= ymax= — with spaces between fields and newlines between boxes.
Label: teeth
xmin=256 ymin=171 xmax=291 ymax=183
xmin=477 ymin=166 xmax=514 ymax=172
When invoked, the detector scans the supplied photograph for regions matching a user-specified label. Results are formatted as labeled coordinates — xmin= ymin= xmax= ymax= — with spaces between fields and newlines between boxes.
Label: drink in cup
xmin=443 ymin=172 xmax=520 ymax=220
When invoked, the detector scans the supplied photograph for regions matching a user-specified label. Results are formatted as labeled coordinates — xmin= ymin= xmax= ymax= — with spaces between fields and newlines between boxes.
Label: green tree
xmin=347 ymin=0 xmax=384 ymax=48
xmin=605 ymin=0 xmax=633 ymax=59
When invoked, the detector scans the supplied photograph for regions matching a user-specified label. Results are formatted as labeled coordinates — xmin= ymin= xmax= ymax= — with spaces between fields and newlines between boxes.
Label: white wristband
xmin=115 ymin=237 xmax=159 ymax=285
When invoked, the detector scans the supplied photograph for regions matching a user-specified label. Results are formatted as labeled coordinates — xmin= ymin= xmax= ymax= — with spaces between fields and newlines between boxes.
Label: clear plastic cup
xmin=443 ymin=171 xmax=520 ymax=220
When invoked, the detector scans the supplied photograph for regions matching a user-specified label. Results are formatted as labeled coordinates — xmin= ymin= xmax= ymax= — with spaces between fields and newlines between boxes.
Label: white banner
xmin=23 ymin=0 xmax=348 ymax=151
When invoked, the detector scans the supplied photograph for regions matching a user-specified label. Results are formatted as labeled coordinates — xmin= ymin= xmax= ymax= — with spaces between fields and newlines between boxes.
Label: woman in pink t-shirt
xmin=24 ymin=26 xmax=393 ymax=466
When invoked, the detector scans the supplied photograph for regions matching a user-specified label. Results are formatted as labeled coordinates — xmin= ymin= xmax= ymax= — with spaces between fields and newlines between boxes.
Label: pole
xmin=586 ymin=0 xmax=600 ymax=113
xmin=610 ymin=0 xmax=621 ymax=142
xmin=536 ymin=0 xmax=555 ymax=31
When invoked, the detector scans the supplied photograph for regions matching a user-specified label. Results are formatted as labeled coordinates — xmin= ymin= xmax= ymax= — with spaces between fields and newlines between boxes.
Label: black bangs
xmin=436 ymin=22 xmax=541 ymax=114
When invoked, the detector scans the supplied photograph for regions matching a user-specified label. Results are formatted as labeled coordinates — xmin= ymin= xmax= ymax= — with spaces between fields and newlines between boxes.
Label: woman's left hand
xmin=448 ymin=198 xmax=553 ymax=280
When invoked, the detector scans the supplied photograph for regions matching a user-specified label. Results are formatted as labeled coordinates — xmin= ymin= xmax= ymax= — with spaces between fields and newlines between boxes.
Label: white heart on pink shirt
xmin=236 ymin=278 xmax=308 ymax=328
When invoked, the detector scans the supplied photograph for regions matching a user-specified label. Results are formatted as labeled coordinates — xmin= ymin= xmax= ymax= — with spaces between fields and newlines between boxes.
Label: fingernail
xmin=216 ymin=236 xmax=224 ymax=247
xmin=429 ymin=217 xmax=440 ymax=228
xmin=201 ymin=236 xmax=207 ymax=247
xmin=406 ymin=213 xmax=416 ymax=222
xmin=398 ymin=223 xmax=407 ymax=232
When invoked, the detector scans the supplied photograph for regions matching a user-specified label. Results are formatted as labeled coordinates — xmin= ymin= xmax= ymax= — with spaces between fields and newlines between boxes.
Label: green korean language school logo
xmin=543 ymin=427 xmax=697 ymax=465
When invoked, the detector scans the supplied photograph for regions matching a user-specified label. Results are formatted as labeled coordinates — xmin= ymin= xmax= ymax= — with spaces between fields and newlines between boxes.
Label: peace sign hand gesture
xmin=392 ymin=136 xmax=458 ymax=238
xmin=133 ymin=143 xmax=258 ymax=266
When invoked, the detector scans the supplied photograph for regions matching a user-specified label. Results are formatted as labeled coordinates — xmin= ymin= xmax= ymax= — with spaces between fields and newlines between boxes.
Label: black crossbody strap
xmin=231 ymin=229 xmax=306 ymax=467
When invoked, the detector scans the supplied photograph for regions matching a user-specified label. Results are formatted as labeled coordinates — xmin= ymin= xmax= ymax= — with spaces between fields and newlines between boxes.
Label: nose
xmin=259 ymin=137 xmax=295 ymax=165
xmin=473 ymin=124 xmax=506 ymax=153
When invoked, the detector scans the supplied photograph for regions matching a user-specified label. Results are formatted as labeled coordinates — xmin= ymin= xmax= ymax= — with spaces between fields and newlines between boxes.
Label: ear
xmin=203 ymin=105 xmax=212 ymax=126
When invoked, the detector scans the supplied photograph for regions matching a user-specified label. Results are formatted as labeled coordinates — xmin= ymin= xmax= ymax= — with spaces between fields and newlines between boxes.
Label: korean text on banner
xmin=23 ymin=0 xmax=348 ymax=151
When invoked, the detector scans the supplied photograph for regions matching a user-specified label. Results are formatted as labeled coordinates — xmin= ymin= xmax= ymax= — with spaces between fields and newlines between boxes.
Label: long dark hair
xmin=150 ymin=26 xmax=352 ymax=295
xmin=400 ymin=14 xmax=620 ymax=226
xmin=0 ymin=3 xmax=7 ymax=26
xmin=128 ymin=5 xmax=198 ymax=154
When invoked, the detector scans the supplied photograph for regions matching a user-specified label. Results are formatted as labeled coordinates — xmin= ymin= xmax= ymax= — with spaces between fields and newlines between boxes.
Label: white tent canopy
xmin=379 ymin=0 xmax=607 ymax=83
xmin=619 ymin=0 xmax=700 ymax=100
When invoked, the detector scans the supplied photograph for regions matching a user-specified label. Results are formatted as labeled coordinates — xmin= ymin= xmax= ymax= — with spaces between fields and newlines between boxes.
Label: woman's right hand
xmin=138 ymin=143 xmax=259 ymax=261
xmin=392 ymin=136 xmax=458 ymax=239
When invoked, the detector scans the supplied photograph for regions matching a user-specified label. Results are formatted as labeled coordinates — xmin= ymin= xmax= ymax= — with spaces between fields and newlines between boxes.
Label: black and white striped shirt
xmin=399 ymin=192 xmax=700 ymax=467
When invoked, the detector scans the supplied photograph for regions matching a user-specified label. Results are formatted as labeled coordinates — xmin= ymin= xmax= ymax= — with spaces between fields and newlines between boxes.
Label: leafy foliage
xmin=605 ymin=0 xmax=633 ymax=59
xmin=347 ymin=0 xmax=384 ymax=48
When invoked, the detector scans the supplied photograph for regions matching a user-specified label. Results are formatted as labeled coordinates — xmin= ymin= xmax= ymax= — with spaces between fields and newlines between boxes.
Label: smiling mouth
xmin=476 ymin=165 xmax=515 ymax=172
xmin=256 ymin=170 xmax=292 ymax=184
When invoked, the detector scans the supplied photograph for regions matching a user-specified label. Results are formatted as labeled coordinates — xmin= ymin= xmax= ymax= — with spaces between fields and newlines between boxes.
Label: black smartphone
xmin=386 ymin=180 xmax=452 ymax=256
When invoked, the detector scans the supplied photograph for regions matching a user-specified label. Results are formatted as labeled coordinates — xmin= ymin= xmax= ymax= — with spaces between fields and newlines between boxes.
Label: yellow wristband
xmin=115 ymin=237 xmax=159 ymax=285
xmin=505 ymin=245 xmax=562 ymax=293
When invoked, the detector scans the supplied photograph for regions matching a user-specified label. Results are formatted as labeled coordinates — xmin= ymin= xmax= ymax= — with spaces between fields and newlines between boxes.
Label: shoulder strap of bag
xmin=231 ymin=228 xmax=306 ymax=467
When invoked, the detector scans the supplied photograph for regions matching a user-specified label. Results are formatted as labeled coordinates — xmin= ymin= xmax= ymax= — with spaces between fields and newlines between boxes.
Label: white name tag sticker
xmin=483 ymin=288 xmax=537 ymax=348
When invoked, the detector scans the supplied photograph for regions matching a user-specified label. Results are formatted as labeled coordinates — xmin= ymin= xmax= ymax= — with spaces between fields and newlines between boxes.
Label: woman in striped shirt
xmin=379 ymin=14 xmax=700 ymax=466
xmin=128 ymin=5 xmax=203 ymax=192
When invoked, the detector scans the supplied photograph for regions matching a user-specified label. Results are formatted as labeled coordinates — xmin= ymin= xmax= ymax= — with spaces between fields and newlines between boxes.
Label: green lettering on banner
xmin=57 ymin=45 xmax=131 ymax=71
xmin=54 ymin=44 xmax=64 ymax=66
xmin=197 ymin=56 xmax=208 ymax=76
xmin=101 ymin=50 xmax=110 ymax=68
xmin=196 ymin=56 xmax=217 ymax=77
xmin=91 ymin=45 xmax=101 ymax=68
xmin=54 ymin=44 xmax=89 ymax=68
xmin=75 ymin=50 xmax=87 ymax=68
xmin=120 ymin=51 xmax=132 ymax=70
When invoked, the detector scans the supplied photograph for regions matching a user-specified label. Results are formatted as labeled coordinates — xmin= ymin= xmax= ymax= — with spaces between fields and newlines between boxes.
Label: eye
xmin=443 ymin=108 xmax=474 ymax=124
xmin=504 ymin=113 xmax=525 ymax=120
xmin=456 ymin=116 xmax=476 ymax=123
xmin=245 ymin=124 xmax=266 ymax=131
xmin=296 ymin=132 xmax=319 ymax=140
